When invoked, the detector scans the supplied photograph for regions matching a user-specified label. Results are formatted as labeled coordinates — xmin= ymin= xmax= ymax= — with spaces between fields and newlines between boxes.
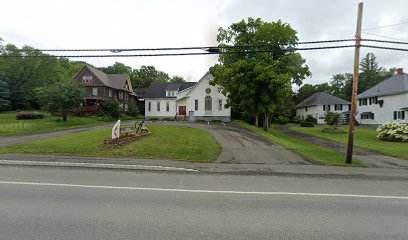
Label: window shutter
xmin=393 ymin=111 xmax=397 ymax=120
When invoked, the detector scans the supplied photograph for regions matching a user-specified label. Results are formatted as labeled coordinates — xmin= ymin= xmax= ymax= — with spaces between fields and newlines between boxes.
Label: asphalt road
xmin=1 ymin=166 xmax=408 ymax=240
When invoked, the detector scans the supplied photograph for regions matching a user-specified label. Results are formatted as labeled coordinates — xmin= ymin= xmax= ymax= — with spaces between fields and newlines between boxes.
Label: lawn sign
xmin=105 ymin=120 xmax=150 ymax=148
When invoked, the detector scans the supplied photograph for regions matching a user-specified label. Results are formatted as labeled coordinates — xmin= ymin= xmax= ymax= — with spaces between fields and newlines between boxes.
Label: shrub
xmin=291 ymin=117 xmax=302 ymax=124
xmin=321 ymin=126 xmax=346 ymax=133
xmin=16 ymin=111 xmax=44 ymax=120
xmin=305 ymin=115 xmax=317 ymax=124
xmin=163 ymin=118 xmax=175 ymax=121
xmin=376 ymin=123 xmax=408 ymax=142
xmin=211 ymin=119 xmax=223 ymax=123
xmin=276 ymin=116 xmax=290 ymax=125
xmin=324 ymin=112 xmax=340 ymax=126
xmin=150 ymin=117 xmax=158 ymax=121
xmin=127 ymin=105 xmax=139 ymax=117
xmin=300 ymin=121 xmax=314 ymax=127
xmin=100 ymin=99 xmax=121 ymax=119
xmin=196 ymin=119 xmax=206 ymax=123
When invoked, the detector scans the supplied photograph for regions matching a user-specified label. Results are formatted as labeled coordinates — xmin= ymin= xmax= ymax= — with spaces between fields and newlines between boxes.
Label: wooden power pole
xmin=346 ymin=2 xmax=364 ymax=164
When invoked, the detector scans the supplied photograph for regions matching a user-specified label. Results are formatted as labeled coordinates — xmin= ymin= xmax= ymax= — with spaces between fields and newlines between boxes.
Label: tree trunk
xmin=255 ymin=110 xmax=259 ymax=127
xmin=62 ymin=110 xmax=67 ymax=121
xmin=263 ymin=112 xmax=269 ymax=131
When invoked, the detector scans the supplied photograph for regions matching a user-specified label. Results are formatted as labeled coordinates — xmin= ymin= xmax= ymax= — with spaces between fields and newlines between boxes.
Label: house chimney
xmin=396 ymin=68 xmax=404 ymax=75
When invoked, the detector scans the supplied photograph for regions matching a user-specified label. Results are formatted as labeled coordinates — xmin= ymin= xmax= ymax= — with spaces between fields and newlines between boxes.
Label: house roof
xmin=296 ymin=92 xmax=350 ymax=108
xmin=85 ymin=65 xmax=131 ymax=91
xmin=357 ymin=73 xmax=408 ymax=98
xmin=145 ymin=82 xmax=196 ymax=98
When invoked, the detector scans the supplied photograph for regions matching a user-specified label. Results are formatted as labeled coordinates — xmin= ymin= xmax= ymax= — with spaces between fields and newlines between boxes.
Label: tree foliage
xmin=36 ymin=80 xmax=85 ymax=121
xmin=210 ymin=18 xmax=310 ymax=130
xmin=0 ymin=71 xmax=10 ymax=111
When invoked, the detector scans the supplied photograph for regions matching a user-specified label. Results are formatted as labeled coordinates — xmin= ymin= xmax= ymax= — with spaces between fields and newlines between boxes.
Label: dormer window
xmin=82 ymin=76 xmax=93 ymax=83
xmin=166 ymin=91 xmax=175 ymax=97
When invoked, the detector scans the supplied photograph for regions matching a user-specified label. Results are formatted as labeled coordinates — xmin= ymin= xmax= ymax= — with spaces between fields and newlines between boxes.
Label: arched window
xmin=205 ymin=96 xmax=212 ymax=111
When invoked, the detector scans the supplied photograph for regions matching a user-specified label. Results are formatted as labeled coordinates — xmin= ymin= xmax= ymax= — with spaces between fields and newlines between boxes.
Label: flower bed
xmin=376 ymin=123 xmax=408 ymax=142
xmin=104 ymin=132 xmax=151 ymax=148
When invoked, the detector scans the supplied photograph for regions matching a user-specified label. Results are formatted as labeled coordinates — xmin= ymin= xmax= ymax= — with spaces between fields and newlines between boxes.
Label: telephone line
xmin=0 ymin=45 xmax=356 ymax=58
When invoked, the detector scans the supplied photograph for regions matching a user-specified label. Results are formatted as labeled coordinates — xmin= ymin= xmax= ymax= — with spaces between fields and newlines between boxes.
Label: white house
xmin=144 ymin=72 xmax=231 ymax=122
xmin=356 ymin=68 xmax=408 ymax=125
xmin=296 ymin=92 xmax=351 ymax=124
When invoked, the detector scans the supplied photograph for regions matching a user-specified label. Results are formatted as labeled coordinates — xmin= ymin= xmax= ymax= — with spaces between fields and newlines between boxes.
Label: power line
xmin=8 ymin=39 xmax=355 ymax=52
xmin=363 ymin=38 xmax=408 ymax=45
xmin=361 ymin=44 xmax=408 ymax=52
xmin=0 ymin=45 xmax=356 ymax=58
xmin=363 ymin=20 xmax=408 ymax=30
xmin=362 ymin=32 xmax=408 ymax=42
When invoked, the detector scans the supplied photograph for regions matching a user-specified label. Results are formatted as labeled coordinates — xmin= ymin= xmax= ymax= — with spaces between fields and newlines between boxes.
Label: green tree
xmin=131 ymin=65 xmax=170 ymax=87
xmin=0 ymin=71 xmax=10 ymax=111
xmin=36 ymin=80 xmax=85 ymax=121
xmin=170 ymin=75 xmax=186 ymax=83
xmin=100 ymin=99 xmax=121 ymax=119
xmin=324 ymin=112 xmax=340 ymax=126
xmin=211 ymin=18 xmax=310 ymax=130
xmin=100 ymin=62 xmax=132 ymax=75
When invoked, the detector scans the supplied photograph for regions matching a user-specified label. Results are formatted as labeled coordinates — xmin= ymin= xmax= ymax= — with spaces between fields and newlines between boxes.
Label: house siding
xmin=357 ymin=93 xmax=408 ymax=124
xmin=145 ymin=98 xmax=177 ymax=119
xmin=296 ymin=104 xmax=350 ymax=124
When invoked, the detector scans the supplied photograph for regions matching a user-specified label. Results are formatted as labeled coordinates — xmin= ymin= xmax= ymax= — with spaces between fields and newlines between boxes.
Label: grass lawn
xmin=290 ymin=125 xmax=408 ymax=160
xmin=235 ymin=120 xmax=363 ymax=166
xmin=0 ymin=112 xmax=109 ymax=136
xmin=0 ymin=125 xmax=220 ymax=162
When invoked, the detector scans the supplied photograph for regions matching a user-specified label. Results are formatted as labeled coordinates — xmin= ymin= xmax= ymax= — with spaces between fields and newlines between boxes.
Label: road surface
xmin=0 ymin=166 xmax=407 ymax=240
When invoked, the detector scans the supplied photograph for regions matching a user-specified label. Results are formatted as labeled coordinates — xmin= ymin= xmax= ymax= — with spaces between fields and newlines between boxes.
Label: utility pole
xmin=346 ymin=2 xmax=364 ymax=164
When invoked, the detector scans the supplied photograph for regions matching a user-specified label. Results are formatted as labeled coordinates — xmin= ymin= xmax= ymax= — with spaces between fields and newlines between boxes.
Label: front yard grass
xmin=290 ymin=125 xmax=408 ymax=160
xmin=0 ymin=125 xmax=220 ymax=162
xmin=235 ymin=120 xmax=363 ymax=166
xmin=0 ymin=112 xmax=108 ymax=136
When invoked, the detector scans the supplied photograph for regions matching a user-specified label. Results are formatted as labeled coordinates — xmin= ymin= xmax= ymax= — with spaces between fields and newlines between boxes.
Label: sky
xmin=1 ymin=0 xmax=408 ymax=85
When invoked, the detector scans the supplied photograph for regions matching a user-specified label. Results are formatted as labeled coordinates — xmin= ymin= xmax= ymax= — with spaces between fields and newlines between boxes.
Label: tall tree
xmin=211 ymin=18 xmax=310 ymax=130
xmin=131 ymin=65 xmax=170 ymax=87
xmin=100 ymin=62 xmax=132 ymax=75
xmin=36 ymin=80 xmax=85 ymax=121
xmin=0 ymin=71 xmax=10 ymax=111
xmin=170 ymin=75 xmax=186 ymax=83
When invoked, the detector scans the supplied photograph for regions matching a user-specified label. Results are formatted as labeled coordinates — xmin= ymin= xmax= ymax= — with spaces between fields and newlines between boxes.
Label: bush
xmin=291 ymin=117 xmax=302 ymax=124
xmin=276 ymin=116 xmax=290 ymax=125
xmin=305 ymin=115 xmax=317 ymax=124
xmin=196 ymin=119 xmax=206 ymax=123
xmin=149 ymin=117 xmax=158 ymax=121
xmin=127 ymin=105 xmax=139 ymax=117
xmin=163 ymin=118 xmax=175 ymax=121
xmin=376 ymin=123 xmax=408 ymax=142
xmin=324 ymin=112 xmax=340 ymax=126
xmin=211 ymin=119 xmax=223 ymax=123
xmin=100 ymin=99 xmax=121 ymax=119
xmin=300 ymin=121 xmax=314 ymax=127
xmin=16 ymin=111 xmax=44 ymax=120
xmin=321 ymin=126 xmax=346 ymax=133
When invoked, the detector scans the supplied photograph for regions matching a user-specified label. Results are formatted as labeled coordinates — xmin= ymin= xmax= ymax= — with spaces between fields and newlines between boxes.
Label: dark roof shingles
xmin=296 ymin=92 xmax=350 ymax=108
xmin=357 ymin=74 xmax=408 ymax=98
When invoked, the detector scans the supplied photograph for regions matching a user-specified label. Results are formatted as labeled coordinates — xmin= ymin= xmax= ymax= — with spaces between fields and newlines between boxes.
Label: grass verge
xmin=235 ymin=120 xmax=363 ymax=166
xmin=291 ymin=125 xmax=408 ymax=160
xmin=0 ymin=112 xmax=109 ymax=136
xmin=0 ymin=125 xmax=220 ymax=162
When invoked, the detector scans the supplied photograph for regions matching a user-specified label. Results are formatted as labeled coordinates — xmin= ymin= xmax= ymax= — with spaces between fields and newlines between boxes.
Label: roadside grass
xmin=234 ymin=120 xmax=363 ymax=166
xmin=290 ymin=125 xmax=408 ymax=160
xmin=0 ymin=112 xmax=111 ymax=136
xmin=0 ymin=125 xmax=220 ymax=162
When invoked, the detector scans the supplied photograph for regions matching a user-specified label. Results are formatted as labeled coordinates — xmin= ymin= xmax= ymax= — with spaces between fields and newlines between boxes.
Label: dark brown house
xmin=73 ymin=65 xmax=137 ymax=112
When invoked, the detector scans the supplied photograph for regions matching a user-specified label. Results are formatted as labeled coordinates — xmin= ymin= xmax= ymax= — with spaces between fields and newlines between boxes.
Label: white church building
xmin=144 ymin=72 xmax=231 ymax=122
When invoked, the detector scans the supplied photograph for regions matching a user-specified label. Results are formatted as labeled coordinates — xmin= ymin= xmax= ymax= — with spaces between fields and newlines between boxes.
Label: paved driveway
xmin=152 ymin=122 xmax=310 ymax=165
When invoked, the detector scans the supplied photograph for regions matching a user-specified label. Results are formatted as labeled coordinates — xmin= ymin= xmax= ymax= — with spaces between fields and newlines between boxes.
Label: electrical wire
xmin=361 ymin=44 xmax=408 ymax=52
xmin=7 ymin=39 xmax=355 ymax=53
xmin=0 ymin=45 xmax=356 ymax=58
xmin=363 ymin=38 xmax=408 ymax=45
xmin=363 ymin=20 xmax=408 ymax=30
xmin=362 ymin=32 xmax=408 ymax=42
